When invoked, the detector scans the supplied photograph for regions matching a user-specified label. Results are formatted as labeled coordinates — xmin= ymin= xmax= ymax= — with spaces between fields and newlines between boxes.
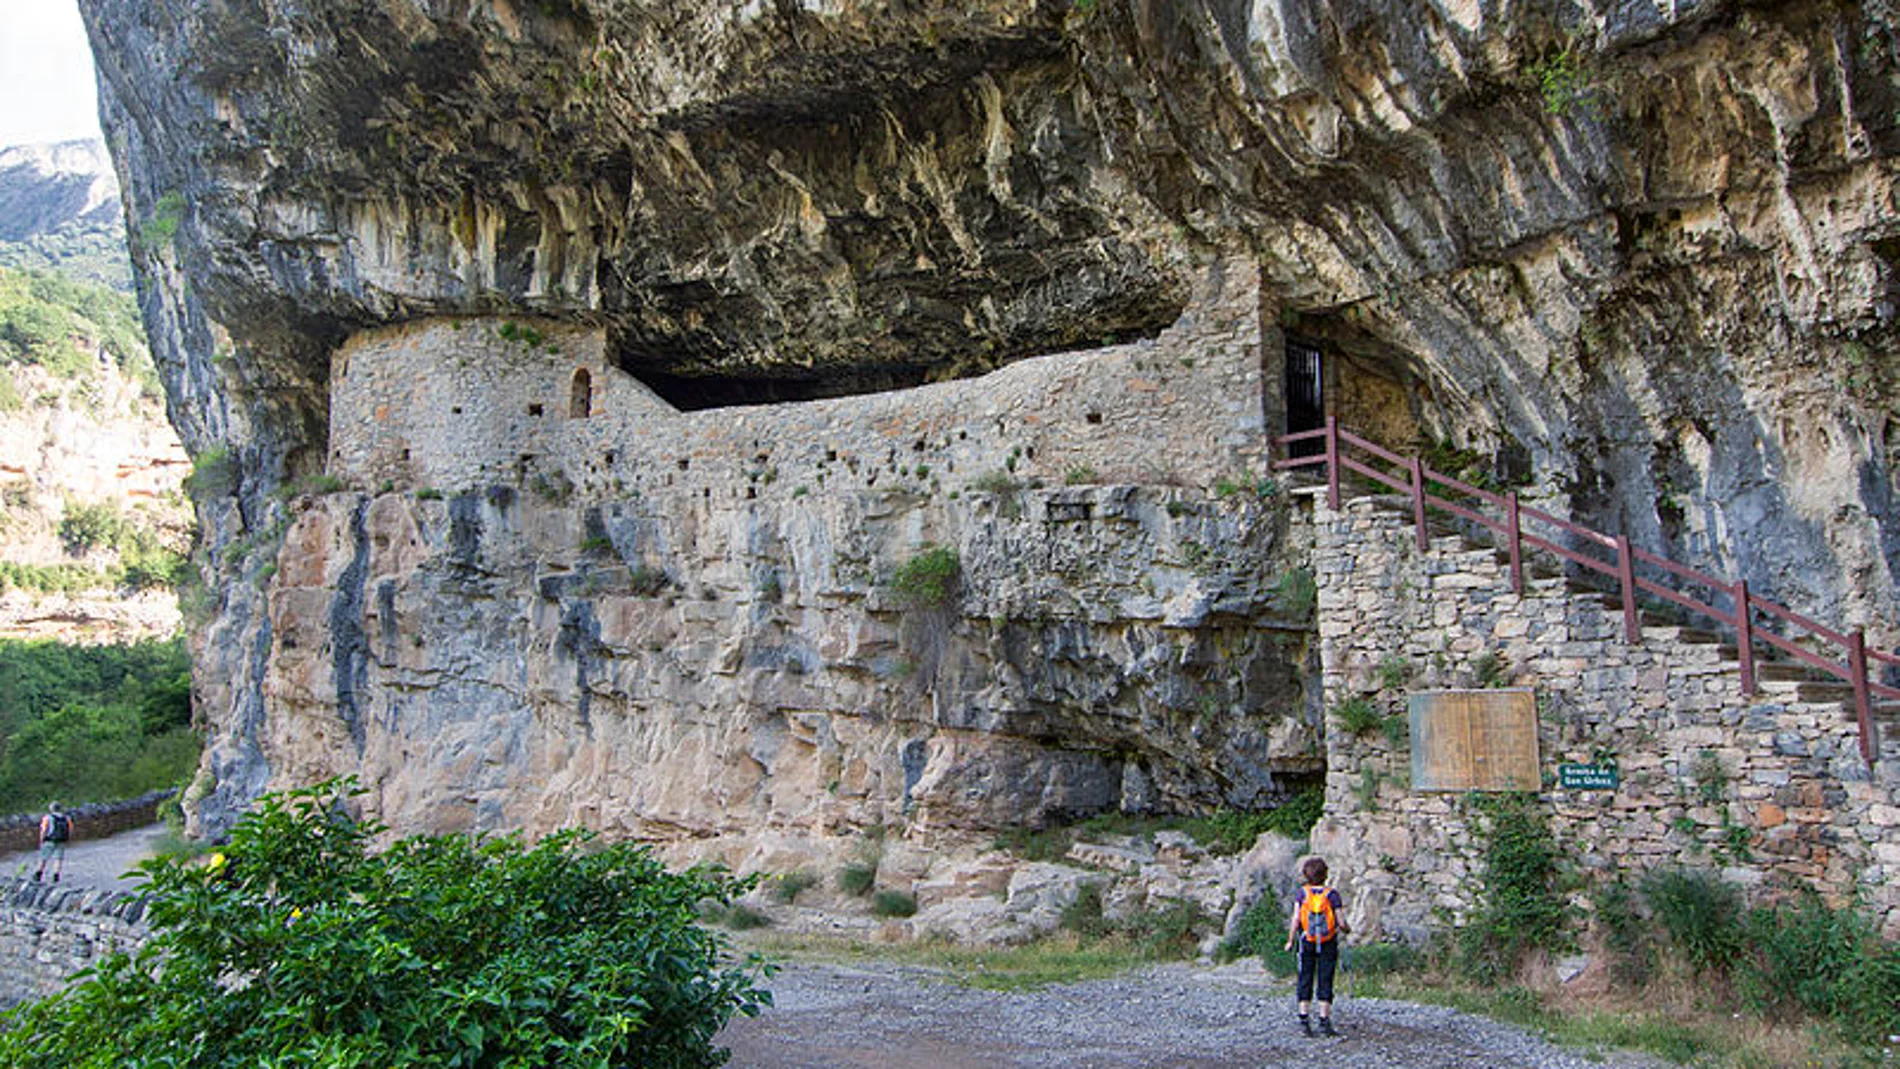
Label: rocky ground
xmin=5 ymin=826 xmax=1670 ymax=1067
xmin=716 ymin=959 xmax=1667 ymax=1069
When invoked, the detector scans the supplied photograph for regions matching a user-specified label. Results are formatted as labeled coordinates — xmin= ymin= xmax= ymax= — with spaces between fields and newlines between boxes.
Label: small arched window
xmin=569 ymin=368 xmax=593 ymax=419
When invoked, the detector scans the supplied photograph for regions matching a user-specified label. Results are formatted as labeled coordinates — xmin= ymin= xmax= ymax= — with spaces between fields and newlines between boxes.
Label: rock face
xmin=73 ymin=0 xmax=1900 ymax=851
xmin=0 ymin=142 xmax=120 ymax=245
xmin=221 ymin=262 xmax=1319 ymax=850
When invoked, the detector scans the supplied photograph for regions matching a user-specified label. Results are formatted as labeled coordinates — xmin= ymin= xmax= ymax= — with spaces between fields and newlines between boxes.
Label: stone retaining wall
xmin=0 ymin=878 xmax=151 ymax=1009
xmin=1305 ymin=495 xmax=1900 ymax=941
xmin=0 ymin=790 xmax=175 ymax=854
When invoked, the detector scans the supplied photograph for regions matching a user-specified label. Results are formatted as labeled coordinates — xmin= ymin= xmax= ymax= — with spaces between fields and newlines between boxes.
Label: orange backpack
xmin=1299 ymin=884 xmax=1337 ymax=944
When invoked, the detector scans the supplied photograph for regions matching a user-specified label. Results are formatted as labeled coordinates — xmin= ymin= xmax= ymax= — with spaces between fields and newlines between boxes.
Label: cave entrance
xmin=1285 ymin=337 xmax=1326 ymax=457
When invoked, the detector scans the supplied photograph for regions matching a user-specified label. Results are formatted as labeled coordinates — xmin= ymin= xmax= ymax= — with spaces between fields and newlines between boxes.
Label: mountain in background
xmin=0 ymin=140 xmax=187 ymax=643
xmin=0 ymin=140 xmax=130 ymax=292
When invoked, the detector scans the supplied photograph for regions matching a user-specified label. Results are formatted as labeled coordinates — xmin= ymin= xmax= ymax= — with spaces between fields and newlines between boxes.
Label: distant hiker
xmin=35 ymin=802 xmax=71 ymax=883
xmin=1284 ymin=855 xmax=1349 ymax=1037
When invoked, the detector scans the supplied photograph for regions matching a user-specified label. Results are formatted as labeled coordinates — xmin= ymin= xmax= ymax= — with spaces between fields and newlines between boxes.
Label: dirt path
xmin=717 ymin=960 xmax=1665 ymax=1069
xmin=0 ymin=823 xmax=166 ymax=891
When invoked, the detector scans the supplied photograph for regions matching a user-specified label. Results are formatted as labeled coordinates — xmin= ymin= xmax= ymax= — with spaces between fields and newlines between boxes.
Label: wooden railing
xmin=1275 ymin=417 xmax=1900 ymax=767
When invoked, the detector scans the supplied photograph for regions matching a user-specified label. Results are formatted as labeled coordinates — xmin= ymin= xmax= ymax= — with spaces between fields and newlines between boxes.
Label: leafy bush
xmin=1264 ymin=787 xmax=1325 ymax=839
xmin=772 ymin=870 xmax=819 ymax=904
xmin=872 ymin=890 xmax=918 ymax=918
xmin=0 ymin=780 xmax=772 ymax=1067
xmin=890 ymin=545 xmax=959 ymax=609
xmin=1459 ymin=794 xmax=1569 ymax=983
xmin=1060 ymin=883 xmax=1113 ymax=939
xmin=838 ymin=863 xmax=876 ymax=897
xmin=720 ymin=904 xmax=774 ymax=930
xmin=1640 ymin=867 xmax=1744 ymax=974
xmin=57 ymin=500 xmax=129 ymax=555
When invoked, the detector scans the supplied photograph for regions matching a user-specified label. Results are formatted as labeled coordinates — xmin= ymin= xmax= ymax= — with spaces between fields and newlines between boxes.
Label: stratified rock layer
xmin=74 ymin=0 xmax=1900 ymax=842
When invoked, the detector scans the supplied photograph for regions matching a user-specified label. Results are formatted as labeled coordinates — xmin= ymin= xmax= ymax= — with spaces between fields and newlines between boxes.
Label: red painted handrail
xmin=1272 ymin=421 xmax=1895 ymax=767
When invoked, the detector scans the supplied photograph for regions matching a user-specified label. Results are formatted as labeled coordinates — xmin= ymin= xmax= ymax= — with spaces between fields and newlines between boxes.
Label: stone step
xmin=1760 ymin=662 xmax=1838 ymax=683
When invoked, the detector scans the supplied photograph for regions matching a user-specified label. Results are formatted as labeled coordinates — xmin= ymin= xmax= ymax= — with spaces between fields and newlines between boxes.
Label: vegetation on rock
xmin=0 ymin=779 xmax=773 ymax=1068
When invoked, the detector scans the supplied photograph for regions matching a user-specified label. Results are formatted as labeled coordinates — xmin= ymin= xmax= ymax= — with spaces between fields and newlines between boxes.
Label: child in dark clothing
xmin=1284 ymin=856 xmax=1349 ymax=1037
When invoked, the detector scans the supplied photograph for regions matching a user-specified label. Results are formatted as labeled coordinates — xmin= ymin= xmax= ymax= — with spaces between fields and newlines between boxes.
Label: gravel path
xmin=0 ymin=823 xmax=166 ymax=891
xmin=718 ymin=960 xmax=1667 ymax=1069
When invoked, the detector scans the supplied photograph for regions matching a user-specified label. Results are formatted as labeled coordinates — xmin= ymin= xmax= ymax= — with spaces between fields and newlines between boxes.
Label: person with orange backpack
xmin=1283 ymin=855 xmax=1350 ymax=1037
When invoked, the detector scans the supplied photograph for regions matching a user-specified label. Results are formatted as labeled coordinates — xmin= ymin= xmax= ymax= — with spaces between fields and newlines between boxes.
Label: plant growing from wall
xmin=1377 ymin=654 xmax=1412 ymax=691
xmin=1276 ymin=568 xmax=1317 ymax=620
xmin=1471 ymin=651 xmax=1509 ymax=689
xmin=1333 ymin=696 xmax=1383 ymax=736
xmin=890 ymin=545 xmax=960 ymax=609
xmin=1352 ymin=766 xmax=1382 ymax=811
xmin=1459 ymin=793 xmax=1570 ymax=983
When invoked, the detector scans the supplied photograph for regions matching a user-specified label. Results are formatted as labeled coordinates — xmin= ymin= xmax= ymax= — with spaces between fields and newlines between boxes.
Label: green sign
xmin=1558 ymin=763 xmax=1620 ymax=790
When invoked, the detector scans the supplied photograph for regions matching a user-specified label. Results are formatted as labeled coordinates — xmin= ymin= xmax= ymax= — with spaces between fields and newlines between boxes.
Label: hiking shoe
xmin=1318 ymin=1018 xmax=1337 ymax=1037
xmin=1299 ymin=1018 xmax=1314 ymax=1037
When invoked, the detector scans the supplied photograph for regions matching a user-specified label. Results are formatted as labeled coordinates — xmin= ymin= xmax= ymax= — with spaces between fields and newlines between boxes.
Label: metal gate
xmin=1285 ymin=339 xmax=1324 ymax=456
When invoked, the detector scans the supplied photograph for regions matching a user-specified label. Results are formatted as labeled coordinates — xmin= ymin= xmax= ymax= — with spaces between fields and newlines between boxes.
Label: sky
xmin=0 ymin=0 xmax=103 ymax=149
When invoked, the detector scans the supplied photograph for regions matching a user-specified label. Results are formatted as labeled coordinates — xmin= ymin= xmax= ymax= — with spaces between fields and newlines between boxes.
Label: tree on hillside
xmin=0 ymin=779 xmax=773 ymax=1068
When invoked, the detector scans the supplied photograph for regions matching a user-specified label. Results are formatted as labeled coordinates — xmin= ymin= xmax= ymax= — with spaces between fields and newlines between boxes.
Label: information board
xmin=1408 ymin=688 xmax=1540 ymax=792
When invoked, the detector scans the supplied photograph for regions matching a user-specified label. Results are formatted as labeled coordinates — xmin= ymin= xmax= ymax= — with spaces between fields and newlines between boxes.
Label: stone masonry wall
xmin=327 ymin=259 xmax=1270 ymax=506
xmin=0 ymin=879 xmax=150 ymax=1009
xmin=1305 ymin=494 xmax=1900 ymax=943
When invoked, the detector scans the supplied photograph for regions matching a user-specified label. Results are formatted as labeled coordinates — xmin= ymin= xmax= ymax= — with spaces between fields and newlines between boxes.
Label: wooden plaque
xmin=1408 ymin=688 xmax=1540 ymax=792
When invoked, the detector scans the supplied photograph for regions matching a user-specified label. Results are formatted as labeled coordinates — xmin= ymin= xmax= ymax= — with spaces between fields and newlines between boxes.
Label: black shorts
xmin=1296 ymin=939 xmax=1339 ymax=1002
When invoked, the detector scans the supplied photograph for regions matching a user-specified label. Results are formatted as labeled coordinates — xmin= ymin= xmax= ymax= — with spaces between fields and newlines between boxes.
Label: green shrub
xmin=837 ymin=863 xmax=876 ymax=897
xmin=1182 ymin=810 xmax=1272 ymax=855
xmin=1276 ymin=568 xmax=1316 ymax=619
xmin=1379 ymin=713 xmax=1410 ymax=748
xmin=871 ymin=890 xmax=918 ymax=918
xmin=1063 ymin=465 xmax=1097 ymax=486
xmin=722 ymin=904 xmax=774 ymax=930
xmin=1219 ymin=889 xmax=1282 ymax=961
xmin=57 ymin=500 xmax=129 ymax=555
xmin=1590 ymin=877 xmax=1653 ymax=985
xmin=0 ymin=779 xmax=770 ymax=1068
xmin=772 ymin=870 xmax=819 ymax=904
xmin=1060 ymin=883 xmax=1113 ymax=939
xmin=1125 ymin=900 xmax=1208 ymax=960
xmin=971 ymin=471 xmax=1020 ymax=494
xmin=1264 ymin=787 xmax=1325 ymax=839
xmin=890 ymin=545 xmax=959 ymax=609
xmin=1459 ymin=794 xmax=1569 ymax=983
xmin=1639 ymin=867 xmax=1744 ymax=974
xmin=1376 ymin=654 xmax=1411 ymax=690
xmin=184 ymin=446 xmax=239 ymax=500
xmin=1333 ymin=697 xmax=1382 ymax=736
xmin=0 ymin=636 xmax=198 ymax=812
xmin=1471 ymin=651 xmax=1509 ymax=688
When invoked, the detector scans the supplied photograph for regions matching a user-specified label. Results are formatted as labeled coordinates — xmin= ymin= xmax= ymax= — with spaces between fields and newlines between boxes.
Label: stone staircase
xmin=1338 ymin=484 xmax=1900 ymax=764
